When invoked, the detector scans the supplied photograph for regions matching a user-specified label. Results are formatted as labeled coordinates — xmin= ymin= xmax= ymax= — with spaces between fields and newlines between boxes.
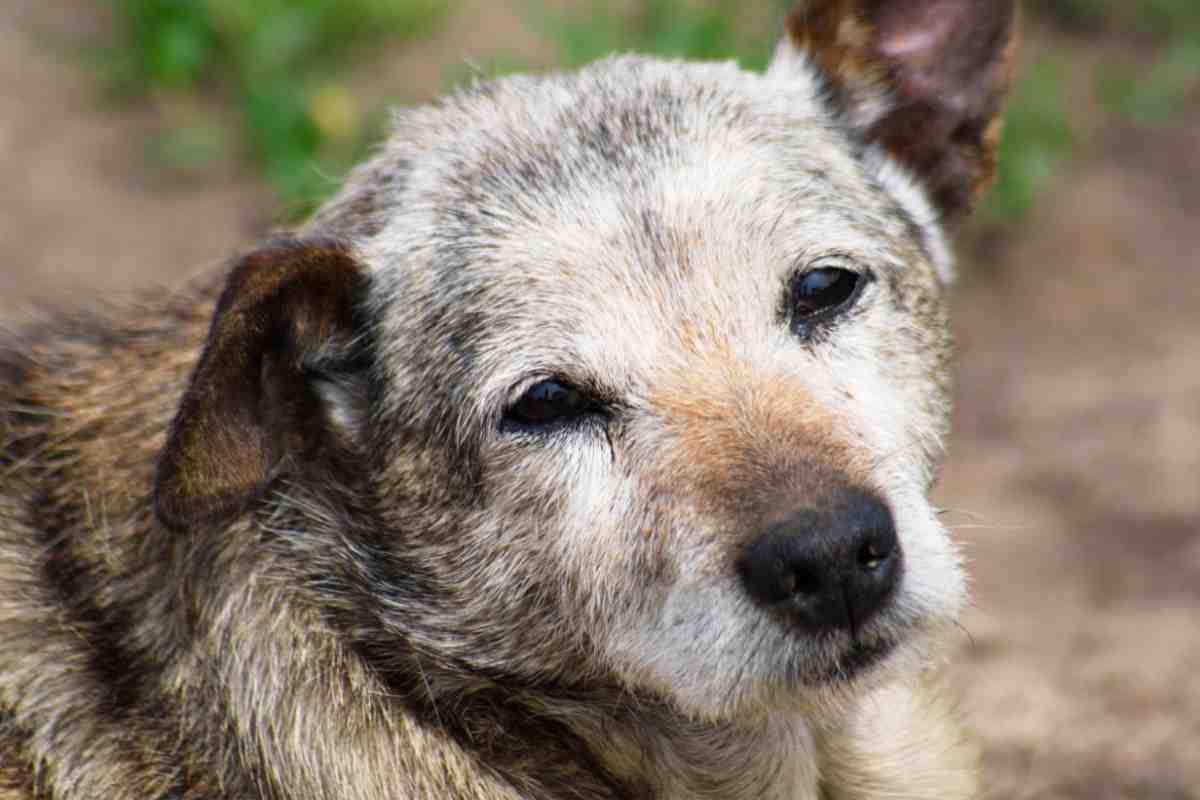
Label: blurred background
xmin=2 ymin=1 xmax=1197 ymax=796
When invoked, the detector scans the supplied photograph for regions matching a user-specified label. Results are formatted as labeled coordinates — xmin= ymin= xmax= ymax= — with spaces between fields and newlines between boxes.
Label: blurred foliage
xmin=96 ymin=0 xmax=1200 ymax=225
xmin=443 ymin=0 xmax=786 ymax=87
xmin=1098 ymin=37 xmax=1200 ymax=126
xmin=1043 ymin=0 xmax=1200 ymax=127
xmin=983 ymin=59 xmax=1076 ymax=224
xmin=980 ymin=0 xmax=1200 ymax=221
xmin=99 ymin=0 xmax=449 ymax=217
xmin=1042 ymin=0 xmax=1200 ymax=38
xmin=144 ymin=120 xmax=231 ymax=174
xmin=534 ymin=0 xmax=780 ymax=71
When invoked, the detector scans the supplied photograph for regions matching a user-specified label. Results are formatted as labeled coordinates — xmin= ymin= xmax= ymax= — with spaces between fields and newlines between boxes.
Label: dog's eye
xmin=790 ymin=267 xmax=864 ymax=331
xmin=505 ymin=379 xmax=591 ymax=427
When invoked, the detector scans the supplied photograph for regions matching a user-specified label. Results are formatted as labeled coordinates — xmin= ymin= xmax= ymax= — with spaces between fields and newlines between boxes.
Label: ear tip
xmin=240 ymin=236 xmax=360 ymax=274
xmin=783 ymin=0 xmax=1020 ymax=41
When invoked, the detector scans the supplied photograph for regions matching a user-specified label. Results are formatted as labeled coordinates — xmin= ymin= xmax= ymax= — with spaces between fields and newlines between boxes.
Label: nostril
xmin=857 ymin=534 xmax=893 ymax=571
xmin=738 ymin=525 xmax=826 ymax=607
xmin=777 ymin=560 xmax=797 ymax=594
xmin=777 ymin=561 xmax=822 ymax=597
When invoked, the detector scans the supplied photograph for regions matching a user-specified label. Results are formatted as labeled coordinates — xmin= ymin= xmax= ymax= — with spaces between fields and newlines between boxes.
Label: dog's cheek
xmin=491 ymin=437 xmax=754 ymax=702
xmin=822 ymin=274 xmax=953 ymax=491
xmin=885 ymin=486 xmax=967 ymax=630
xmin=472 ymin=437 xmax=663 ymax=665
xmin=559 ymin=437 xmax=790 ymax=717
xmin=549 ymin=449 xmax=685 ymax=648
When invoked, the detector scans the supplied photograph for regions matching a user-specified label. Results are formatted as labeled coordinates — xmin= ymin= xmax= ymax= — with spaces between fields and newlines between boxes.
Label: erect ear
xmin=773 ymin=0 xmax=1019 ymax=221
xmin=155 ymin=237 xmax=371 ymax=531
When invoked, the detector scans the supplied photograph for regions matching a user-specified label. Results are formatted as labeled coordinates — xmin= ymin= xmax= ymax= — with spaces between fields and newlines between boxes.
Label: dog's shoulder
xmin=0 ymin=276 xmax=224 ymax=584
xmin=0 ymin=278 xmax=239 ymax=800
xmin=0 ymin=280 xmax=220 ymax=463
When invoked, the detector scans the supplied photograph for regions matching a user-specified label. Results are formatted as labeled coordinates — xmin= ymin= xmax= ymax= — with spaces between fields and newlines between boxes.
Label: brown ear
xmin=775 ymin=0 xmax=1019 ymax=221
xmin=155 ymin=237 xmax=370 ymax=531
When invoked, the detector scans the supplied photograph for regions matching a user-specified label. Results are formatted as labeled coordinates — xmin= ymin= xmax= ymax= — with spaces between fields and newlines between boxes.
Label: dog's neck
xmin=568 ymin=703 xmax=822 ymax=800
xmin=344 ymin=639 xmax=826 ymax=799
xmin=351 ymin=668 xmax=826 ymax=800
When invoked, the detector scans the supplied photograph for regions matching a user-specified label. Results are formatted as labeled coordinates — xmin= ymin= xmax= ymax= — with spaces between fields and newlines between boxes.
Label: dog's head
xmin=155 ymin=0 xmax=1016 ymax=721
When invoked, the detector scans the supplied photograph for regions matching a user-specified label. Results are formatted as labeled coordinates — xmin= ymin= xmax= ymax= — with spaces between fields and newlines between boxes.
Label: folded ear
xmin=155 ymin=237 xmax=371 ymax=531
xmin=773 ymin=0 xmax=1019 ymax=221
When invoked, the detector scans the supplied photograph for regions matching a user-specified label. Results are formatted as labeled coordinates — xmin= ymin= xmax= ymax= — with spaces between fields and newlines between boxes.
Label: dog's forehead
xmin=361 ymin=56 xmax=940 ymax=401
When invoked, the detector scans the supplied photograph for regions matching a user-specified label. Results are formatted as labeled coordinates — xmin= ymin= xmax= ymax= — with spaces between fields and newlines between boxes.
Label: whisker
xmin=936 ymin=507 xmax=996 ymax=523
xmin=946 ymin=522 xmax=1032 ymax=531
xmin=953 ymin=620 xmax=977 ymax=650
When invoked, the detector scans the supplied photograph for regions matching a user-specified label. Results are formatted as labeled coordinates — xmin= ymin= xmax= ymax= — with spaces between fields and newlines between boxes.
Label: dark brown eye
xmin=791 ymin=267 xmax=863 ymax=326
xmin=505 ymin=379 xmax=591 ymax=427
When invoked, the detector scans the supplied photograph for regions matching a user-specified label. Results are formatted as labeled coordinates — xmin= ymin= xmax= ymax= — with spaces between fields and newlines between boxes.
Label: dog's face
xmin=156 ymin=1 xmax=1016 ymax=722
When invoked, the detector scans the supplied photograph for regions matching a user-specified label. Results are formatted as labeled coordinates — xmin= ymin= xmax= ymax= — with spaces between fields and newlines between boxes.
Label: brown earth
xmin=942 ymin=108 xmax=1200 ymax=798
xmin=0 ymin=0 xmax=269 ymax=313
xmin=2 ymin=3 xmax=1198 ymax=798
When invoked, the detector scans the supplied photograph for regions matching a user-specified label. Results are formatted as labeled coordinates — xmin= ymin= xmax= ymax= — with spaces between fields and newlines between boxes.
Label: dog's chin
xmin=640 ymin=631 xmax=910 ymax=724
xmin=609 ymin=585 xmax=943 ymax=722
xmin=799 ymin=635 xmax=899 ymax=687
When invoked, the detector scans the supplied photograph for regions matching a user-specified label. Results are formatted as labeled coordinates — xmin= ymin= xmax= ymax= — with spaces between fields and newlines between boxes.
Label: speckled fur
xmin=1 ymin=3 xmax=1015 ymax=798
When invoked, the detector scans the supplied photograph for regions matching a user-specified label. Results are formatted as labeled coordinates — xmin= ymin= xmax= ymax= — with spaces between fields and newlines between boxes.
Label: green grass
xmin=983 ymin=59 xmax=1076 ymax=223
xmin=1042 ymin=0 xmax=1200 ymax=37
xmin=533 ymin=0 xmax=782 ymax=72
xmin=1043 ymin=0 xmax=1200 ymax=127
xmin=100 ymin=0 xmax=450 ymax=218
xmin=982 ymin=0 xmax=1200 ymax=220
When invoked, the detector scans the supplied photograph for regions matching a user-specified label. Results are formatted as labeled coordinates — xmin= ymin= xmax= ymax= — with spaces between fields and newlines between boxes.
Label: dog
xmin=0 ymin=1 xmax=1017 ymax=797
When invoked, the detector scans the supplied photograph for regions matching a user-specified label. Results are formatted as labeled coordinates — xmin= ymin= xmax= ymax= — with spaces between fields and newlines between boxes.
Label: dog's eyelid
xmin=801 ymin=252 xmax=860 ymax=270
xmin=796 ymin=254 xmax=874 ymax=281
xmin=506 ymin=372 xmax=618 ymax=406
xmin=500 ymin=374 xmax=617 ymax=435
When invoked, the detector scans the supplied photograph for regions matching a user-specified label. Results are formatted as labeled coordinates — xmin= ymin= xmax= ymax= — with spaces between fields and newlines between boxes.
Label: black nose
xmin=736 ymin=489 xmax=901 ymax=637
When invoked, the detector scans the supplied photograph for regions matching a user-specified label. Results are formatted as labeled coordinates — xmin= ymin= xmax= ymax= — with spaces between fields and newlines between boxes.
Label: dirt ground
xmin=3 ymin=3 xmax=1198 ymax=798
xmin=942 ymin=113 xmax=1200 ymax=796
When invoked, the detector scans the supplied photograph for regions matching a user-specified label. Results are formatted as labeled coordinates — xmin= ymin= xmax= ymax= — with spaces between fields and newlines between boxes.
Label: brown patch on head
xmin=154 ymin=237 xmax=369 ymax=531
xmin=781 ymin=0 xmax=1019 ymax=221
